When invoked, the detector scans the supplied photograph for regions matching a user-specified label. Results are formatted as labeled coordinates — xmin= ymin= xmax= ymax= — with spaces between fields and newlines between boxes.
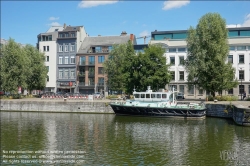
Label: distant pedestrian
xmin=243 ymin=91 xmax=246 ymax=100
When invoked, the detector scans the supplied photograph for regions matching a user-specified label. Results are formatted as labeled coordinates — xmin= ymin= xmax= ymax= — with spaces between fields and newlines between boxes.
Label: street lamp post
xmin=239 ymin=67 xmax=243 ymax=101
xmin=241 ymin=78 xmax=243 ymax=100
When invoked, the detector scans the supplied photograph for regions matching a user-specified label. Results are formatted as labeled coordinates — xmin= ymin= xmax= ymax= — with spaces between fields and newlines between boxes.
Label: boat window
xmin=141 ymin=94 xmax=145 ymax=98
xmin=146 ymin=94 xmax=150 ymax=98
xmin=162 ymin=94 xmax=167 ymax=98
xmin=134 ymin=94 xmax=140 ymax=98
xmin=151 ymin=94 xmax=156 ymax=98
xmin=157 ymin=94 xmax=161 ymax=98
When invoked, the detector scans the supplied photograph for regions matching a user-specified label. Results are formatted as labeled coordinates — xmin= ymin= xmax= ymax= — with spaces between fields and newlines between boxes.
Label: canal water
xmin=1 ymin=112 xmax=250 ymax=166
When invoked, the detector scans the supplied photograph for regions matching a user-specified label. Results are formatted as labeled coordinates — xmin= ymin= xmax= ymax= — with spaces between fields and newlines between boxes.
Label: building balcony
xmin=78 ymin=61 xmax=86 ymax=66
xmin=78 ymin=61 xmax=95 ymax=66
xmin=78 ymin=82 xmax=95 ymax=87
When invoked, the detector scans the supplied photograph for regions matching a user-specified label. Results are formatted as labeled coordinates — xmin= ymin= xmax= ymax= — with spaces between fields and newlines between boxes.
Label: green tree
xmin=129 ymin=44 xmax=171 ymax=92
xmin=24 ymin=45 xmax=47 ymax=93
xmin=103 ymin=41 xmax=135 ymax=93
xmin=0 ymin=38 xmax=30 ymax=93
xmin=185 ymin=13 xmax=238 ymax=97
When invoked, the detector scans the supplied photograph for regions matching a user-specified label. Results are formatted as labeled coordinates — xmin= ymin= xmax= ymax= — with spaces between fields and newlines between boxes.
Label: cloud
xmin=139 ymin=30 xmax=150 ymax=37
xmin=49 ymin=17 xmax=59 ymax=21
xmin=47 ymin=22 xmax=61 ymax=26
xmin=78 ymin=0 xmax=118 ymax=8
xmin=162 ymin=0 xmax=190 ymax=10
xmin=226 ymin=13 xmax=250 ymax=28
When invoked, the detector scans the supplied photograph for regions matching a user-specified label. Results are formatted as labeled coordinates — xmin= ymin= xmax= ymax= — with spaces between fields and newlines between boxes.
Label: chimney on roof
xmin=63 ymin=23 xmax=66 ymax=29
xmin=120 ymin=31 xmax=127 ymax=36
xmin=130 ymin=34 xmax=134 ymax=44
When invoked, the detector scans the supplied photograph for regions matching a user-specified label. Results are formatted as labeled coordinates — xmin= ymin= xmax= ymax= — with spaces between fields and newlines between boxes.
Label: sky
xmin=1 ymin=0 xmax=250 ymax=45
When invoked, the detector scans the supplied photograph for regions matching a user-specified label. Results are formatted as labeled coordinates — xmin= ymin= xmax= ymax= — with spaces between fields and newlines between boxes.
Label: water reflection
xmin=1 ymin=112 xmax=250 ymax=166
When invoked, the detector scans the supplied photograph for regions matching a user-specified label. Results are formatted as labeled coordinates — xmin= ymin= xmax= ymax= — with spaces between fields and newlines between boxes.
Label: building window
xmin=70 ymin=70 xmax=75 ymax=79
xmin=65 ymin=56 xmax=68 ymax=64
xmin=179 ymin=85 xmax=184 ymax=93
xmin=98 ymin=67 xmax=104 ymax=74
xmin=95 ymin=47 xmax=101 ymax=53
xmin=43 ymin=46 xmax=46 ymax=52
xmin=89 ymin=67 xmax=95 ymax=76
xmin=170 ymin=57 xmax=175 ymax=65
xmin=71 ymin=33 xmax=75 ymax=37
xmin=59 ymin=56 xmax=63 ymax=64
xmin=59 ymin=45 xmax=63 ymax=52
xmin=47 ymin=46 xmax=49 ymax=52
xmin=188 ymin=85 xmax=194 ymax=95
xmin=65 ymin=44 xmax=68 ymax=52
xmin=98 ymin=77 xmax=104 ymax=86
xmin=198 ymin=89 xmax=203 ymax=95
xmin=228 ymin=88 xmax=233 ymax=95
xmin=171 ymin=71 xmax=175 ymax=80
xmin=47 ymin=76 xmax=49 ymax=82
xmin=59 ymin=34 xmax=63 ymax=38
xmin=46 ymin=66 xmax=49 ymax=72
xmin=46 ymin=56 xmax=49 ymax=62
xmin=169 ymin=48 xmax=176 ymax=52
xmin=239 ymin=85 xmax=245 ymax=94
xmin=228 ymin=55 xmax=233 ymax=63
xmin=171 ymin=85 xmax=177 ymax=91
xmin=70 ymin=44 xmax=75 ymax=52
xmin=89 ymin=78 xmax=95 ymax=86
xmin=229 ymin=46 xmax=235 ymax=51
xmin=64 ymin=70 xmax=69 ymax=79
xmin=239 ymin=55 xmax=244 ymax=63
xmin=59 ymin=70 xmax=63 ymax=79
xmin=70 ymin=56 xmax=75 ymax=64
xmin=179 ymin=56 xmax=184 ymax=65
xmin=108 ymin=46 xmax=112 ymax=52
xmin=80 ymin=56 xmax=86 ymax=65
xmin=239 ymin=70 xmax=244 ymax=80
xmin=178 ymin=48 xmax=186 ymax=52
xmin=237 ymin=46 xmax=246 ymax=51
xmin=98 ymin=56 xmax=105 ymax=63
xmin=65 ymin=33 xmax=69 ymax=37
xmin=89 ymin=56 xmax=95 ymax=65
xmin=179 ymin=71 xmax=184 ymax=80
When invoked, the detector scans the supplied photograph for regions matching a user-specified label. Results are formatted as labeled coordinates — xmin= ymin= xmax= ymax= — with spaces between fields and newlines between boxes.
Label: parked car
xmin=176 ymin=92 xmax=185 ymax=99
xmin=93 ymin=92 xmax=102 ymax=98
xmin=0 ymin=91 xmax=4 ymax=95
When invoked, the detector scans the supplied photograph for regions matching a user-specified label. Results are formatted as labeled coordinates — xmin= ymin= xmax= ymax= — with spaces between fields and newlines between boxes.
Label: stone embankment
xmin=0 ymin=98 xmax=249 ymax=126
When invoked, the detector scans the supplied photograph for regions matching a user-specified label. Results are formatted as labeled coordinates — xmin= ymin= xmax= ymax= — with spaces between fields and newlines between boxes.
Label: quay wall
xmin=0 ymin=100 xmax=114 ymax=113
xmin=206 ymin=103 xmax=250 ymax=126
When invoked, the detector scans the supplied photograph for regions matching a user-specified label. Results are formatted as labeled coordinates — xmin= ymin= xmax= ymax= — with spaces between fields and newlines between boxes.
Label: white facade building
xmin=37 ymin=26 xmax=64 ymax=93
xmin=150 ymin=27 xmax=250 ymax=99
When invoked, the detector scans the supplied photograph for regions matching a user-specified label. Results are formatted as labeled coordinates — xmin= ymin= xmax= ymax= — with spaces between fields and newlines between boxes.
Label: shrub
xmin=212 ymin=95 xmax=238 ymax=101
